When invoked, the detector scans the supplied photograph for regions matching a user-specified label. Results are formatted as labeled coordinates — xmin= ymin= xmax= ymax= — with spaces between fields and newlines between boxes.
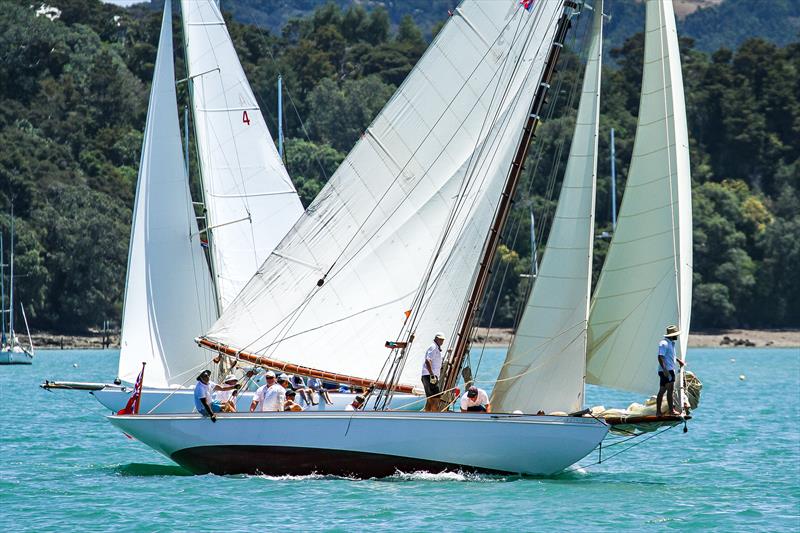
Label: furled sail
xmin=586 ymin=0 xmax=692 ymax=395
xmin=119 ymin=0 xmax=217 ymax=388
xmin=493 ymin=1 xmax=603 ymax=415
xmin=202 ymin=0 xmax=565 ymax=389
xmin=181 ymin=0 xmax=304 ymax=311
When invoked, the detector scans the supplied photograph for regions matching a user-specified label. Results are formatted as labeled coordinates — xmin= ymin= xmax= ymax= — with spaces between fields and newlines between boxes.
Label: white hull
xmin=108 ymin=412 xmax=608 ymax=477
xmin=0 ymin=348 xmax=33 ymax=365
xmin=92 ymin=386 xmax=421 ymax=414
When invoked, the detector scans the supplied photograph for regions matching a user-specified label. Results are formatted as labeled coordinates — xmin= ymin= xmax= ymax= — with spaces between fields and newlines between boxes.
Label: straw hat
xmin=665 ymin=325 xmax=680 ymax=338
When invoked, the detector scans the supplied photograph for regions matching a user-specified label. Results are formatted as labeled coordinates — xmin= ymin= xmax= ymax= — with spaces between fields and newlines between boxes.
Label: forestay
xmin=586 ymin=0 xmax=692 ymax=395
xmin=119 ymin=0 xmax=217 ymax=388
xmin=181 ymin=0 xmax=304 ymax=311
xmin=493 ymin=1 xmax=603 ymax=415
xmin=203 ymin=0 xmax=564 ymax=389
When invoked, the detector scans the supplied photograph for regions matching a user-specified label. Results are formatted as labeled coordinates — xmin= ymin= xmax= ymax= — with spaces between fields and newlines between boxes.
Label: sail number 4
xmin=242 ymin=110 xmax=251 ymax=125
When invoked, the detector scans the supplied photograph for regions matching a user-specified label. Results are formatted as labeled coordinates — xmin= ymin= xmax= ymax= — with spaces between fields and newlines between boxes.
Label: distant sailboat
xmin=0 ymin=210 xmax=35 ymax=365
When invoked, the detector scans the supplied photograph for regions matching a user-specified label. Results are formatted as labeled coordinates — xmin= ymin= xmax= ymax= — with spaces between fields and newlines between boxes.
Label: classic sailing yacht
xmin=110 ymin=0 xmax=696 ymax=476
xmin=43 ymin=0 xmax=304 ymax=410
xmin=0 ymin=212 xmax=35 ymax=365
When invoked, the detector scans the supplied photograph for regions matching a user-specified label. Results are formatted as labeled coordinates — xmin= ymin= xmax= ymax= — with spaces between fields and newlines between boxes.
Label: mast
xmin=610 ymin=127 xmax=617 ymax=231
xmin=443 ymin=1 xmax=578 ymax=395
xmin=9 ymin=206 xmax=14 ymax=341
xmin=278 ymin=75 xmax=284 ymax=160
xmin=1 ymin=232 xmax=4 ymax=346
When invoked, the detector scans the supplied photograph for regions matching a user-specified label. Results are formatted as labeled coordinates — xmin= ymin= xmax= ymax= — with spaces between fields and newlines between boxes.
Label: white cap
xmin=278 ymin=373 xmax=289 ymax=381
xmin=223 ymin=374 xmax=238 ymax=383
xmin=264 ymin=370 xmax=276 ymax=378
xmin=434 ymin=332 xmax=445 ymax=340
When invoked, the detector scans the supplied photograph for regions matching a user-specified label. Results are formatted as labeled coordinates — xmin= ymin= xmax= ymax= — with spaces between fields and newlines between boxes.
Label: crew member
xmin=194 ymin=369 xmax=237 ymax=421
xmin=421 ymin=332 xmax=445 ymax=412
xmin=459 ymin=386 xmax=491 ymax=412
xmin=345 ymin=394 xmax=365 ymax=411
xmin=307 ymin=376 xmax=333 ymax=405
xmin=283 ymin=390 xmax=304 ymax=412
xmin=289 ymin=374 xmax=314 ymax=406
xmin=250 ymin=371 xmax=286 ymax=412
xmin=656 ymin=325 xmax=685 ymax=417
xmin=213 ymin=374 xmax=240 ymax=412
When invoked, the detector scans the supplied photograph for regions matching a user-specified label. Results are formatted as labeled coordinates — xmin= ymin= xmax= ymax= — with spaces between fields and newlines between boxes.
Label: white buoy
xmin=739 ymin=374 xmax=746 ymax=381
xmin=73 ymin=363 xmax=78 ymax=368
xmin=730 ymin=358 xmax=736 ymax=363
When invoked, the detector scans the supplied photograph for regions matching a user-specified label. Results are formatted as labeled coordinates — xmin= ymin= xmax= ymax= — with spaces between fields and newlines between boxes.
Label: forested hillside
xmin=0 ymin=0 xmax=797 ymax=332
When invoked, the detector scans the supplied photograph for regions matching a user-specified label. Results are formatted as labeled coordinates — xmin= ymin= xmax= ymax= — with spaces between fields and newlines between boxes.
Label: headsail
xmin=586 ymin=0 xmax=692 ymax=395
xmin=492 ymin=1 xmax=603 ymax=415
xmin=119 ymin=0 xmax=217 ymax=388
xmin=181 ymin=0 xmax=304 ymax=311
xmin=202 ymin=0 xmax=565 ymax=389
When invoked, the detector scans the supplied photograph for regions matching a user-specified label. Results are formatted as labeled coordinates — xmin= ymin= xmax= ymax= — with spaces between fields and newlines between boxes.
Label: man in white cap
xmin=459 ymin=386 xmax=491 ymax=413
xmin=656 ymin=324 xmax=685 ymax=417
xmin=213 ymin=374 xmax=240 ymax=412
xmin=250 ymin=370 xmax=286 ymax=412
xmin=421 ymin=332 xmax=445 ymax=412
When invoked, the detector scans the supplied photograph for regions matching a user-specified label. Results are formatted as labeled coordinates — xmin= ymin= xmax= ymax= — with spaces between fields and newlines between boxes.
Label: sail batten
xmin=491 ymin=1 xmax=604 ymax=415
xmin=586 ymin=0 xmax=692 ymax=395
xmin=118 ymin=0 xmax=216 ymax=387
xmin=181 ymin=0 xmax=304 ymax=312
xmin=203 ymin=0 xmax=564 ymax=389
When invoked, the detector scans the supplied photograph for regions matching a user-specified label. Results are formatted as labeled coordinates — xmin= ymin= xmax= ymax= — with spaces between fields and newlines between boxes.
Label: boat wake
xmin=383 ymin=470 xmax=511 ymax=483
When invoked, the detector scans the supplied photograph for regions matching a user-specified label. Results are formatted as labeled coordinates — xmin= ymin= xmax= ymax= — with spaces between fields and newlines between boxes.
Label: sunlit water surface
xmin=1 ymin=347 xmax=798 ymax=531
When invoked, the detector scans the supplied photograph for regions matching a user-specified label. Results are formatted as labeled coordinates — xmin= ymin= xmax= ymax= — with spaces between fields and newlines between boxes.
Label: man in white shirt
xmin=194 ymin=369 xmax=238 ymax=422
xmin=250 ymin=371 xmax=286 ymax=412
xmin=213 ymin=374 xmax=240 ymax=412
xmin=459 ymin=386 xmax=491 ymax=413
xmin=421 ymin=332 xmax=445 ymax=412
xmin=656 ymin=324 xmax=685 ymax=416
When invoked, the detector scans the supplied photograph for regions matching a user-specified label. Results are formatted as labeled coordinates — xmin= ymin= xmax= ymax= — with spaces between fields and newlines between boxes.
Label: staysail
xmin=202 ymin=0 xmax=565 ymax=389
xmin=119 ymin=0 xmax=217 ymax=387
xmin=492 ymin=1 xmax=603 ymax=415
xmin=586 ymin=0 xmax=692 ymax=395
xmin=181 ymin=0 xmax=304 ymax=311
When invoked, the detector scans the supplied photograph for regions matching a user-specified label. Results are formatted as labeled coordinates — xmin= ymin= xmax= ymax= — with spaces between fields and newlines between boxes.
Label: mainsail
xmin=119 ymin=0 xmax=217 ymax=388
xmin=586 ymin=0 xmax=692 ymax=395
xmin=202 ymin=0 xmax=565 ymax=389
xmin=181 ymin=0 xmax=304 ymax=311
xmin=492 ymin=1 xmax=603 ymax=415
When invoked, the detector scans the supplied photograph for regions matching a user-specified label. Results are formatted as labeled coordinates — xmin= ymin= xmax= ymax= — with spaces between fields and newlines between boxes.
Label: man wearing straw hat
xmin=656 ymin=325 xmax=685 ymax=417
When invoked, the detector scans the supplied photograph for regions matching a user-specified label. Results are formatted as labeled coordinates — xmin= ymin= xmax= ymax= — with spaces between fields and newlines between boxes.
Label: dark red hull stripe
xmin=170 ymin=445 xmax=513 ymax=477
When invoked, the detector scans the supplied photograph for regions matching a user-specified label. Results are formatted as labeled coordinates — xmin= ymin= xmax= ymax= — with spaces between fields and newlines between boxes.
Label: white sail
xmin=203 ymin=1 xmax=565 ymax=389
xmin=492 ymin=2 xmax=603 ymax=415
xmin=586 ymin=0 xmax=692 ymax=395
xmin=119 ymin=0 xmax=217 ymax=388
xmin=181 ymin=0 xmax=304 ymax=311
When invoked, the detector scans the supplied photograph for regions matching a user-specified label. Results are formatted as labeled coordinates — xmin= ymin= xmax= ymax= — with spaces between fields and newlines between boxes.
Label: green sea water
xmin=1 ymin=347 xmax=798 ymax=531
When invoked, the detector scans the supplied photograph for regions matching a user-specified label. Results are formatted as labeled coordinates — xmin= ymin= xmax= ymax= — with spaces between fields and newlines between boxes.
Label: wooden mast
xmin=442 ymin=1 xmax=579 ymax=396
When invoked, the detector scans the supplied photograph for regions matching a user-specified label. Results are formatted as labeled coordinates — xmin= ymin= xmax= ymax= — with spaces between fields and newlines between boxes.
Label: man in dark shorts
xmin=421 ymin=332 xmax=445 ymax=411
xmin=656 ymin=325 xmax=685 ymax=416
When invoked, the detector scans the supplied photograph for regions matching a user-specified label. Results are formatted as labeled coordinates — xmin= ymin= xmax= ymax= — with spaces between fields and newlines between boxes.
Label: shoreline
xmin=470 ymin=327 xmax=800 ymax=349
xmin=28 ymin=328 xmax=800 ymax=350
